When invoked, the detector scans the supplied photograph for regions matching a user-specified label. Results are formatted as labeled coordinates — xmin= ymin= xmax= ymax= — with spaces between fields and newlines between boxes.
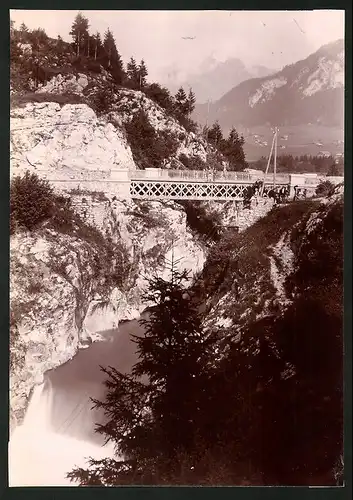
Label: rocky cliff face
xmin=10 ymin=71 xmax=214 ymax=178
xmin=201 ymin=186 xmax=343 ymax=353
xmin=9 ymin=69 xmax=283 ymax=430
xmin=10 ymin=100 xmax=136 ymax=178
xmin=10 ymin=195 xmax=206 ymax=430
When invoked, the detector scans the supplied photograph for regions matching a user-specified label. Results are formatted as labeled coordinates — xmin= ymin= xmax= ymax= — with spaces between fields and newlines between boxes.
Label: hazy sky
xmin=10 ymin=10 xmax=345 ymax=81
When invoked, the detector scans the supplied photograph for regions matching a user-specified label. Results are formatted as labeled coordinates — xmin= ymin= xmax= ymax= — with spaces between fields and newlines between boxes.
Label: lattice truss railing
xmin=130 ymin=181 xmax=254 ymax=200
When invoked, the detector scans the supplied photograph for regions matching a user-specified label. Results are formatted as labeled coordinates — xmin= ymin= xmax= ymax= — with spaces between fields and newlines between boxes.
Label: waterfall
xmin=8 ymin=380 xmax=115 ymax=487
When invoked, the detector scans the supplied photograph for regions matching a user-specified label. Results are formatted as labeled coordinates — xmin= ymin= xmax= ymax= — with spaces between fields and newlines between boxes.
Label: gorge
xmin=9 ymin=18 xmax=344 ymax=485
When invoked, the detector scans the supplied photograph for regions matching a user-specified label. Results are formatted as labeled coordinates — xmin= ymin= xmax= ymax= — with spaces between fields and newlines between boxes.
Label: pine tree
xmin=126 ymin=57 xmax=139 ymax=88
xmin=103 ymin=29 xmax=124 ymax=83
xmin=19 ymin=22 xmax=28 ymax=33
xmin=86 ymin=33 xmax=91 ymax=57
xmin=28 ymin=28 xmax=48 ymax=51
xmin=55 ymin=35 xmax=67 ymax=65
xmin=207 ymin=122 xmax=223 ymax=147
xmin=56 ymin=34 xmax=64 ymax=49
xmin=220 ymin=127 xmax=247 ymax=171
xmin=69 ymin=12 xmax=90 ymax=57
xmin=93 ymin=31 xmax=102 ymax=60
xmin=174 ymin=87 xmax=189 ymax=118
xmin=186 ymin=88 xmax=196 ymax=116
xmin=103 ymin=28 xmax=115 ymax=67
xmin=137 ymin=59 xmax=148 ymax=89
xmin=18 ymin=22 xmax=29 ymax=43
xmin=67 ymin=256 xmax=213 ymax=485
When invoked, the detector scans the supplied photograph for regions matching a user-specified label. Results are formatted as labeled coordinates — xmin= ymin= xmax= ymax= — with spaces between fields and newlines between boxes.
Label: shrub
xmin=179 ymin=154 xmax=207 ymax=171
xmin=88 ymin=85 xmax=117 ymax=116
xmin=125 ymin=109 xmax=179 ymax=169
xmin=49 ymin=197 xmax=78 ymax=235
xmin=156 ymin=130 xmax=179 ymax=160
xmin=144 ymin=83 xmax=175 ymax=114
xmin=10 ymin=171 xmax=55 ymax=233
xmin=315 ymin=180 xmax=336 ymax=197
xmin=178 ymin=132 xmax=186 ymax=142
xmin=86 ymin=60 xmax=102 ymax=73
xmin=177 ymin=115 xmax=198 ymax=133
xmin=206 ymin=151 xmax=224 ymax=171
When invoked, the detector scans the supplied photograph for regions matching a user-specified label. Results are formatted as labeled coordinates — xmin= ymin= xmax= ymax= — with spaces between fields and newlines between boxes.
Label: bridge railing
xmin=20 ymin=166 xmax=311 ymax=187
xmin=129 ymin=168 xmax=290 ymax=184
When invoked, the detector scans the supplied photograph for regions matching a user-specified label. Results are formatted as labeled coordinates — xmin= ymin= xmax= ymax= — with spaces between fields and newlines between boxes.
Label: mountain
xmin=162 ymin=57 xmax=276 ymax=103
xmin=193 ymin=39 xmax=344 ymax=131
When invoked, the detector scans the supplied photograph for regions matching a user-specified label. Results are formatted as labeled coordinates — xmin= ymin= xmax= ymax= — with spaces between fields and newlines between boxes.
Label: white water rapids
xmin=8 ymin=380 xmax=115 ymax=486
xmin=8 ymin=318 xmax=145 ymax=487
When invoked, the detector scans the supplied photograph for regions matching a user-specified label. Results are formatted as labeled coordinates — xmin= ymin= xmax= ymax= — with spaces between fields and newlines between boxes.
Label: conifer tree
xmin=174 ymin=87 xmax=188 ymax=117
xmin=186 ymin=88 xmax=196 ymax=116
xmin=137 ymin=59 xmax=148 ymax=89
xmin=86 ymin=33 xmax=91 ymax=57
xmin=67 ymin=256 xmax=213 ymax=485
xmin=103 ymin=28 xmax=115 ymax=67
xmin=220 ymin=127 xmax=247 ymax=171
xmin=207 ymin=122 xmax=223 ymax=147
xmin=69 ymin=12 xmax=90 ymax=57
xmin=103 ymin=29 xmax=124 ymax=83
xmin=93 ymin=31 xmax=102 ymax=60
xmin=19 ymin=22 xmax=28 ymax=33
xmin=28 ymin=27 xmax=48 ymax=51
xmin=56 ymin=34 xmax=64 ymax=49
xmin=18 ymin=23 xmax=29 ymax=43
xmin=126 ymin=57 xmax=139 ymax=88
xmin=55 ymin=35 xmax=67 ymax=65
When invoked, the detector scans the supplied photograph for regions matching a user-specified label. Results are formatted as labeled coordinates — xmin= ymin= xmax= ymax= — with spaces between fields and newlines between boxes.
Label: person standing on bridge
xmin=223 ymin=163 xmax=227 ymax=180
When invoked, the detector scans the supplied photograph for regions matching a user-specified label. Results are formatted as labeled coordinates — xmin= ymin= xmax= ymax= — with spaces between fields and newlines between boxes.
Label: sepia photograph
xmin=9 ymin=9 xmax=345 ymax=487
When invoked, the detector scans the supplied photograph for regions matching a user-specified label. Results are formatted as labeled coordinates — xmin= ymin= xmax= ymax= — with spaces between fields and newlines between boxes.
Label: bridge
xmin=39 ymin=167 xmax=340 ymax=201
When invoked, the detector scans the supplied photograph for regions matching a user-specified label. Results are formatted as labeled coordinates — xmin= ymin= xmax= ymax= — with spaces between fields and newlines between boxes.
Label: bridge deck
xmin=31 ymin=167 xmax=337 ymax=201
xmin=129 ymin=168 xmax=291 ymax=184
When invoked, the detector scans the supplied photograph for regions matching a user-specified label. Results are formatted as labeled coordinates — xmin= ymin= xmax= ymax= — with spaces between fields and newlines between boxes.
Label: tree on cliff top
xmin=103 ymin=28 xmax=125 ymax=83
xmin=69 ymin=12 xmax=90 ymax=57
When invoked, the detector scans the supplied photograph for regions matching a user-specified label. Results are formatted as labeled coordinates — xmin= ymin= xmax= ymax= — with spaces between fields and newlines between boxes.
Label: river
xmin=9 ymin=317 xmax=145 ymax=487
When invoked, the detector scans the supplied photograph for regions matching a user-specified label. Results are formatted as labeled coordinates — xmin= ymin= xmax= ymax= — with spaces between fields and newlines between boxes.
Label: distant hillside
xmin=162 ymin=57 xmax=275 ymax=103
xmin=193 ymin=40 xmax=344 ymax=130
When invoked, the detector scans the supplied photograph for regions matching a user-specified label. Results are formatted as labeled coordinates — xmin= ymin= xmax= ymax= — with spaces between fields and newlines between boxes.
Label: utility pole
xmin=273 ymin=127 xmax=278 ymax=188
xmin=205 ymin=99 xmax=211 ymax=144
xmin=206 ymin=99 xmax=210 ymax=128
xmin=260 ymin=129 xmax=276 ymax=196
xmin=205 ymin=99 xmax=211 ymax=177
